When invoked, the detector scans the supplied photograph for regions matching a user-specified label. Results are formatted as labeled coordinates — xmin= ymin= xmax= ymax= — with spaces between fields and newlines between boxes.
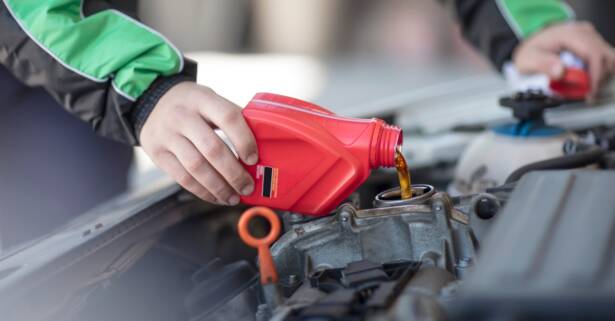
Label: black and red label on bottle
xmin=257 ymin=165 xmax=279 ymax=198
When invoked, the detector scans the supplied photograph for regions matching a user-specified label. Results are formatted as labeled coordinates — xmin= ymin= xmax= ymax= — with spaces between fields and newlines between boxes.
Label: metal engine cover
xmin=450 ymin=170 xmax=615 ymax=321
xmin=270 ymin=185 xmax=488 ymax=283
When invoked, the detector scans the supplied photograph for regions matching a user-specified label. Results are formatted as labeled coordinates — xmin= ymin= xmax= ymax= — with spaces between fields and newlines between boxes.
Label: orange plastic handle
xmin=238 ymin=207 xmax=281 ymax=284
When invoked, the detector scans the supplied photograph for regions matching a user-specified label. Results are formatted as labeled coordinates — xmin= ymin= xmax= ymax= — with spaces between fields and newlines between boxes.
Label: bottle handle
xmin=252 ymin=92 xmax=336 ymax=115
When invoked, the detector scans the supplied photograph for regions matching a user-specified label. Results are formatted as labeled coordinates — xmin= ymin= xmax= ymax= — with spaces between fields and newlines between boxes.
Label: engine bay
xmin=1 ymin=91 xmax=615 ymax=321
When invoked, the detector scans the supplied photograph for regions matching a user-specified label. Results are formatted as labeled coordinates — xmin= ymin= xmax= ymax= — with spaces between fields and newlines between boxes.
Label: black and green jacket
xmin=0 ymin=0 xmax=196 ymax=145
xmin=0 ymin=0 xmax=573 ymax=145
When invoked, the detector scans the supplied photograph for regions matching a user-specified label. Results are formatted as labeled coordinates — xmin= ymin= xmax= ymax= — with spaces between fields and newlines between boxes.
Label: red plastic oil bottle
xmin=240 ymin=93 xmax=402 ymax=216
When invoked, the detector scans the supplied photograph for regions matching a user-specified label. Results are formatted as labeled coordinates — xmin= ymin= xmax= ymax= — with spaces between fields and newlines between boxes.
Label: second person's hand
xmin=513 ymin=21 xmax=615 ymax=100
xmin=140 ymin=82 xmax=258 ymax=205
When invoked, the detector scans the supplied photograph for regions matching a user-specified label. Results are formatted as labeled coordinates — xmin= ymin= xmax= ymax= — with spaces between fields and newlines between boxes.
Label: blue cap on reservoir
xmin=495 ymin=90 xmax=566 ymax=137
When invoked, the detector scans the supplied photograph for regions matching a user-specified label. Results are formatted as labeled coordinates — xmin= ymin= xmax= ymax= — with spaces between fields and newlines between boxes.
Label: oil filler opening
xmin=373 ymin=184 xmax=435 ymax=208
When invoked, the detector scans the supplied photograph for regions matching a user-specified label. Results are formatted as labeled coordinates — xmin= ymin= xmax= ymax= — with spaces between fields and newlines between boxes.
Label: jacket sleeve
xmin=0 ymin=0 xmax=197 ymax=145
xmin=445 ymin=0 xmax=575 ymax=71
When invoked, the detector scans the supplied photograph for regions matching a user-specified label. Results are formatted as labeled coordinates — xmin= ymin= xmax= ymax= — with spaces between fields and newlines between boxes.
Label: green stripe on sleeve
xmin=4 ymin=0 xmax=183 ymax=100
xmin=496 ymin=0 xmax=574 ymax=39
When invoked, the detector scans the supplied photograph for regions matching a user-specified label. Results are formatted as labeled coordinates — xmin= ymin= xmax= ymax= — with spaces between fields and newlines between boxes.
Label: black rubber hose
xmin=504 ymin=148 xmax=606 ymax=184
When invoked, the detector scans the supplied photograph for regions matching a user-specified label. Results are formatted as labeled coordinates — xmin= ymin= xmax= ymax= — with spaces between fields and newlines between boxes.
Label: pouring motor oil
xmin=239 ymin=93 xmax=404 ymax=216
xmin=395 ymin=147 xmax=412 ymax=199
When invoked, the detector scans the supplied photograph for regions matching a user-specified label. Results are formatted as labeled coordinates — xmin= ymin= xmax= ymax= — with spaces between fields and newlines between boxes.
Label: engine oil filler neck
xmin=373 ymin=184 xmax=435 ymax=208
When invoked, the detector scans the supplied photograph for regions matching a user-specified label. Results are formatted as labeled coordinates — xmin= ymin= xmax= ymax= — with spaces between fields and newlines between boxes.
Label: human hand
xmin=140 ymin=82 xmax=258 ymax=205
xmin=513 ymin=21 xmax=615 ymax=99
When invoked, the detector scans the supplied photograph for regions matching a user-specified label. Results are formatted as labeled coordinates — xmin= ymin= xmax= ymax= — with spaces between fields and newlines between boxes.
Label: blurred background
xmin=1 ymin=0 xmax=613 ymax=250
xmin=140 ymin=0 xmax=489 ymax=106
xmin=134 ymin=0 xmax=614 ymax=105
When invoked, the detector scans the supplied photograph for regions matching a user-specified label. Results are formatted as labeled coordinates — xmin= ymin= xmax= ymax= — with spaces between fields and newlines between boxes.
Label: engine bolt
xmin=475 ymin=197 xmax=499 ymax=220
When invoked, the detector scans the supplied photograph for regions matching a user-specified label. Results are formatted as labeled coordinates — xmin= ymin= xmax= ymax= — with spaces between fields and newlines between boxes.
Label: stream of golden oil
xmin=395 ymin=146 xmax=412 ymax=199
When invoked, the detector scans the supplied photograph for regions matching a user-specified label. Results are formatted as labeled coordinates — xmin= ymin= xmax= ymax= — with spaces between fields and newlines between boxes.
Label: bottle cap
xmin=549 ymin=68 xmax=590 ymax=100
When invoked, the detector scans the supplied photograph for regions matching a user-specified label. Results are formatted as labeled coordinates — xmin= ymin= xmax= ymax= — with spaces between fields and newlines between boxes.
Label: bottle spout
xmin=370 ymin=123 xmax=402 ymax=168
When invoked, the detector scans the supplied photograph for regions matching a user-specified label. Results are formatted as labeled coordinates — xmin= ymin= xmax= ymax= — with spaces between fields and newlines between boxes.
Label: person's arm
xmin=0 ymin=0 xmax=194 ymax=144
xmin=0 ymin=0 xmax=257 ymax=205
xmin=448 ymin=0 xmax=573 ymax=70
xmin=448 ymin=0 xmax=615 ymax=98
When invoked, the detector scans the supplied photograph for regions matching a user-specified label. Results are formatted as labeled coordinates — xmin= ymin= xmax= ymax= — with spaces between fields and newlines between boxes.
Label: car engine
xmin=179 ymin=181 xmax=498 ymax=321
xmin=186 ymin=169 xmax=615 ymax=321
xmin=258 ymin=184 xmax=487 ymax=321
